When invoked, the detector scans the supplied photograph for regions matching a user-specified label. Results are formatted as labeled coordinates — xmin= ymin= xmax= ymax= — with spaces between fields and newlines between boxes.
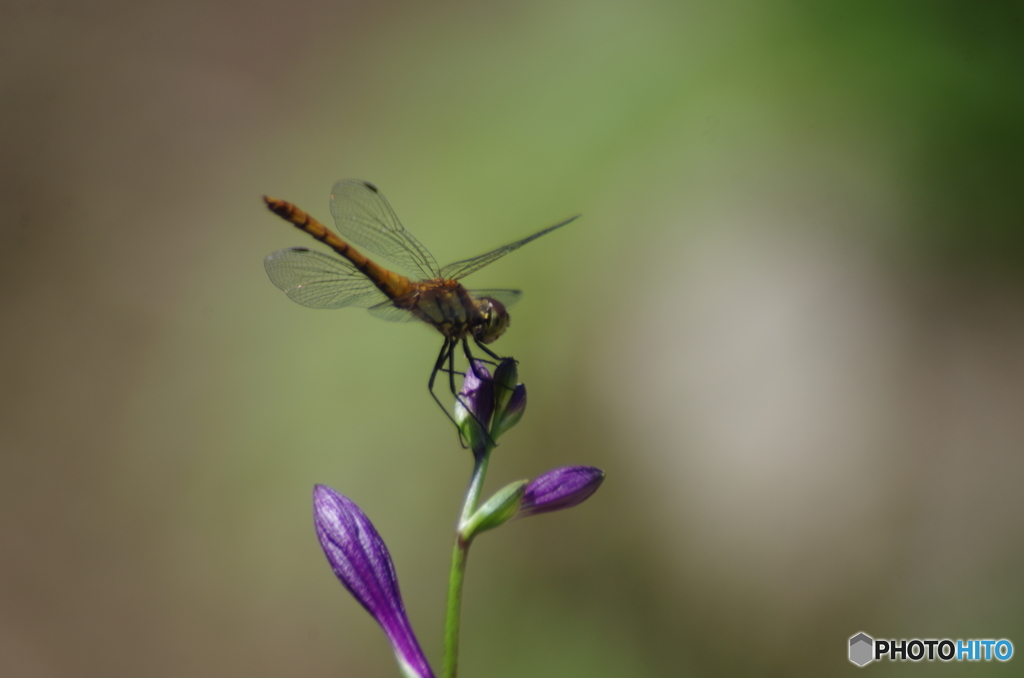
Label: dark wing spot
xmin=363 ymin=181 xmax=379 ymax=192
xmin=291 ymin=247 xmax=311 ymax=252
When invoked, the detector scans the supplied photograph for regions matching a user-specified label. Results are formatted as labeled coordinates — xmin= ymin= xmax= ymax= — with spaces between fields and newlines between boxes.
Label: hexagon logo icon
xmin=849 ymin=632 xmax=874 ymax=666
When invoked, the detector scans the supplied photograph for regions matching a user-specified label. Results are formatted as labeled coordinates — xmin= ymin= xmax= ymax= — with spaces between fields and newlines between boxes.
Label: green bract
xmin=460 ymin=480 xmax=528 ymax=540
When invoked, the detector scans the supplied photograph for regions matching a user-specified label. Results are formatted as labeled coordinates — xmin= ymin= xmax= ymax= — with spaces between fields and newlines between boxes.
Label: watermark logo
xmin=849 ymin=633 xmax=873 ymax=666
xmin=849 ymin=632 xmax=1013 ymax=666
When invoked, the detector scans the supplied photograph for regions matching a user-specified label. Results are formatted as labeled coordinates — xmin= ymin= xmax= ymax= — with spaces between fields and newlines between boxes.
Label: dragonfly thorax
xmin=401 ymin=281 xmax=510 ymax=344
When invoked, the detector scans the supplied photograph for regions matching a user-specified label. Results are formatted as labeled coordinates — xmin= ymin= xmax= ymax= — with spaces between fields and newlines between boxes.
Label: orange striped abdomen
xmin=263 ymin=196 xmax=414 ymax=300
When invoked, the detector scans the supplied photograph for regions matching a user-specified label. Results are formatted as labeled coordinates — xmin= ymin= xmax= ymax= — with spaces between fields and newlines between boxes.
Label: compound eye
xmin=475 ymin=298 xmax=509 ymax=344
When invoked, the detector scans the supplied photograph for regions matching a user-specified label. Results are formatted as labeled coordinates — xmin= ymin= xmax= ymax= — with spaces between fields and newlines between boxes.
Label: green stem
xmin=443 ymin=452 xmax=491 ymax=678
xmin=461 ymin=453 xmax=490 ymax=524
xmin=442 ymin=537 xmax=468 ymax=678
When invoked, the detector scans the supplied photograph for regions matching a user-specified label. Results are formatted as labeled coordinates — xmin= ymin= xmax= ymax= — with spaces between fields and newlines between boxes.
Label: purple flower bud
xmin=491 ymin=358 xmax=519 ymax=415
xmin=491 ymin=383 xmax=526 ymax=439
xmin=491 ymin=359 xmax=526 ymax=439
xmin=313 ymin=485 xmax=434 ymax=678
xmin=454 ymin=360 xmax=494 ymax=456
xmin=518 ymin=466 xmax=605 ymax=518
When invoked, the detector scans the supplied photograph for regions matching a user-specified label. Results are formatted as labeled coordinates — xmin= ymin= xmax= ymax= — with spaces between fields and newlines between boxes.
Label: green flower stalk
xmin=441 ymin=359 xmax=604 ymax=678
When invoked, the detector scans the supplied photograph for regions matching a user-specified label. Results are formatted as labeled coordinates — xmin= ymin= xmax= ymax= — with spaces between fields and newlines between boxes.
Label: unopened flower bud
xmin=517 ymin=466 xmax=605 ymax=518
xmin=491 ymin=359 xmax=526 ymax=439
xmin=313 ymin=485 xmax=435 ymax=678
xmin=453 ymin=361 xmax=494 ymax=456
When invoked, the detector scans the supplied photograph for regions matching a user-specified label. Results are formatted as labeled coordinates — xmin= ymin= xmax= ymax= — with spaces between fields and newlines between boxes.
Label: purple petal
xmin=491 ymin=383 xmax=526 ymax=439
xmin=313 ymin=485 xmax=434 ymax=678
xmin=459 ymin=360 xmax=494 ymax=424
xmin=504 ymin=383 xmax=526 ymax=417
xmin=518 ymin=466 xmax=605 ymax=518
xmin=455 ymin=361 xmax=495 ymax=455
xmin=492 ymin=358 xmax=519 ymax=416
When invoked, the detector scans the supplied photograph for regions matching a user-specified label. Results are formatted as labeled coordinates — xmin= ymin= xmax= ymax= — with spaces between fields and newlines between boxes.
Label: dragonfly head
xmin=473 ymin=298 xmax=510 ymax=344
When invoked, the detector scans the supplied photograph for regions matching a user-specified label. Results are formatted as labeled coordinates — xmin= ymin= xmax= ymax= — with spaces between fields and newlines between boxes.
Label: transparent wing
xmin=264 ymin=247 xmax=389 ymax=309
xmin=438 ymin=215 xmax=579 ymax=281
xmin=330 ymin=179 xmax=440 ymax=280
xmin=466 ymin=289 xmax=523 ymax=309
xmin=367 ymin=299 xmax=420 ymax=323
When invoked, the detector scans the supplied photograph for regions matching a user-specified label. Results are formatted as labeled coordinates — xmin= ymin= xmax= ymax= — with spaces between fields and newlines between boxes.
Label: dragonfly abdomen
xmin=263 ymin=196 xmax=413 ymax=300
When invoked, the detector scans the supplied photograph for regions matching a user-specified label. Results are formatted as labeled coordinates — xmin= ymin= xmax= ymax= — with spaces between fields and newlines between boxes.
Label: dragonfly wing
xmin=438 ymin=215 xmax=579 ymax=281
xmin=265 ymin=248 xmax=389 ymax=309
xmin=330 ymin=180 xmax=441 ymax=280
xmin=466 ymin=289 xmax=523 ymax=309
xmin=367 ymin=299 xmax=420 ymax=323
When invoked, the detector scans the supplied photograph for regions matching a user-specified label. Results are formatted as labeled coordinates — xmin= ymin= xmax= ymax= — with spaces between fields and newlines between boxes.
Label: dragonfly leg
xmin=426 ymin=337 xmax=504 ymax=449
xmin=427 ymin=338 xmax=490 ymax=449
xmin=428 ymin=338 xmax=463 ymax=435
xmin=448 ymin=338 xmax=458 ymax=400
xmin=472 ymin=339 xmax=504 ymax=363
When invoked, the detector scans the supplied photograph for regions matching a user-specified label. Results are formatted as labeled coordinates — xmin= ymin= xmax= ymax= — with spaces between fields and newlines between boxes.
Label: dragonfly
xmin=263 ymin=179 xmax=577 ymax=427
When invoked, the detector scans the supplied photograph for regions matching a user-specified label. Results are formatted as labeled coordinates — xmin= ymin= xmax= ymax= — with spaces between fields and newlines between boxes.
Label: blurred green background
xmin=2 ymin=0 xmax=1023 ymax=676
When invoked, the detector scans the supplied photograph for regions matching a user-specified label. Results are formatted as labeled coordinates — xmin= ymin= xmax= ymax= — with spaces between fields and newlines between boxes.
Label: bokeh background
xmin=2 ymin=1 xmax=1023 ymax=676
